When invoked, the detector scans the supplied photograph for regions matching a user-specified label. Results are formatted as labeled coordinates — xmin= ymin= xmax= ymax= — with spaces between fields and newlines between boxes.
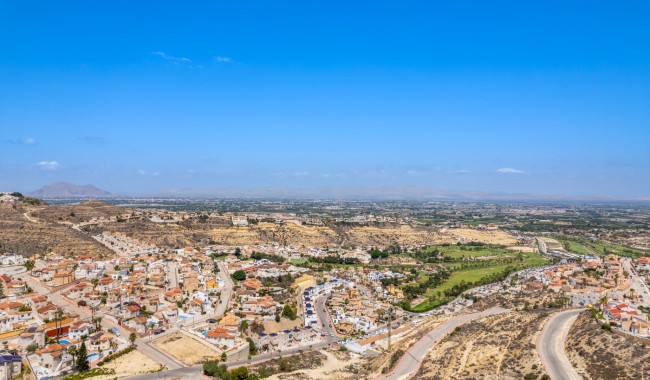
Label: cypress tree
xmin=75 ymin=342 xmax=90 ymax=372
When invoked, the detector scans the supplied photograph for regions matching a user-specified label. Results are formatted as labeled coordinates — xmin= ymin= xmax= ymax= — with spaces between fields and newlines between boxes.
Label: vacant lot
xmin=93 ymin=349 xmax=161 ymax=380
xmin=153 ymin=332 xmax=222 ymax=365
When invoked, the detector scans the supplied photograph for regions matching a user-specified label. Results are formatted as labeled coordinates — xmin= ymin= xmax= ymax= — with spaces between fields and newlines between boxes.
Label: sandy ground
xmin=263 ymin=316 xmax=303 ymax=333
xmin=93 ymin=350 xmax=162 ymax=380
xmin=153 ymin=332 xmax=222 ymax=365
xmin=507 ymin=246 xmax=535 ymax=253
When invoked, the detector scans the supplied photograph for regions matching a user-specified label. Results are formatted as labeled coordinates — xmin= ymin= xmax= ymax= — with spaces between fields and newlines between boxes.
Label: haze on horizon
xmin=1 ymin=1 xmax=649 ymax=198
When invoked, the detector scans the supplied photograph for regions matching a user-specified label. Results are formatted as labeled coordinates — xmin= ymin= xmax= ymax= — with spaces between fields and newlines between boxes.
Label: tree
xmin=24 ymin=260 xmax=35 ymax=271
xmin=68 ymin=345 xmax=78 ymax=363
xmin=231 ymin=270 xmax=246 ymax=282
xmin=246 ymin=337 xmax=258 ymax=355
xmin=239 ymin=320 xmax=249 ymax=333
xmin=221 ymin=351 xmax=227 ymax=362
xmin=230 ymin=366 xmax=251 ymax=380
xmin=75 ymin=342 xmax=90 ymax=372
xmin=281 ymin=304 xmax=297 ymax=320
xmin=203 ymin=360 xmax=220 ymax=376
xmin=234 ymin=247 xmax=242 ymax=257
xmin=250 ymin=320 xmax=265 ymax=334
xmin=129 ymin=332 xmax=137 ymax=346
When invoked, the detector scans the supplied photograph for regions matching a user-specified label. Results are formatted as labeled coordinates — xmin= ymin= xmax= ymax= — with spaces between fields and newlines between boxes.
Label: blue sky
xmin=1 ymin=1 xmax=649 ymax=197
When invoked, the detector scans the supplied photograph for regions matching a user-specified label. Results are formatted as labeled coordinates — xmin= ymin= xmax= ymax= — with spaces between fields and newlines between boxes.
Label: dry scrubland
xmin=566 ymin=312 xmax=650 ymax=379
xmin=106 ymin=220 xmax=516 ymax=250
xmin=2 ymin=199 xmax=516 ymax=256
xmin=415 ymin=311 xmax=548 ymax=380
xmin=153 ymin=332 xmax=222 ymax=365
xmin=0 ymin=201 xmax=114 ymax=257
xmin=262 ymin=349 xmax=360 ymax=380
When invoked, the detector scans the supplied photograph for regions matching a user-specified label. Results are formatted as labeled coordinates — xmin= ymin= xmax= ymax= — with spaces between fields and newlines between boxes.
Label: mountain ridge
xmin=29 ymin=182 xmax=112 ymax=198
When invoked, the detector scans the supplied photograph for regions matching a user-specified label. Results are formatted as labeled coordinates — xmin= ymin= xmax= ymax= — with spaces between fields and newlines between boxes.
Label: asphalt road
xmin=315 ymin=294 xmax=340 ymax=338
xmin=538 ymin=309 xmax=583 ymax=380
xmin=375 ymin=307 xmax=509 ymax=380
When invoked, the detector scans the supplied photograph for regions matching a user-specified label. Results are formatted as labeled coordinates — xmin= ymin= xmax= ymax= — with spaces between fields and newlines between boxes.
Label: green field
xmin=408 ymin=249 xmax=548 ymax=312
xmin=287 ymin=258 xmax=308 ymax=264
xmin=553 ymin=235 xmax=648 ymax=258
xmin=425 ymin=245 xmax=515 ymax=259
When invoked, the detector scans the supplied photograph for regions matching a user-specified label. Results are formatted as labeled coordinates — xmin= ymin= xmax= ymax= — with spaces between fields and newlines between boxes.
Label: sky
xmin=1 ymin=1 xmax=649 ymax=198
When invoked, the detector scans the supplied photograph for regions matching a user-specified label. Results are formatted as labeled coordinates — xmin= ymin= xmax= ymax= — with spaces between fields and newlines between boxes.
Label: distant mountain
xmin=29 ymin=182 xmax=112 ymax=198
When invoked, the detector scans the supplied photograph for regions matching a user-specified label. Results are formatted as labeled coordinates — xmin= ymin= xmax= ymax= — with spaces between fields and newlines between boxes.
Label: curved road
xmin=538 ymin=309 xmax=583 ymax=380
xmin=376 ymin=307 xmax=508 ymax=380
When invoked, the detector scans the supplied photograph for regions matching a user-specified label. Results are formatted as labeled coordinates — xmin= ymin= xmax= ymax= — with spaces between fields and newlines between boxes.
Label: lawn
xmin=409 ymin=251 xmax=548 ymax=312
xmin=288 ymin=258 xmax=308 ymax=264
xmin=424 ymin=265 xmax=511 ymax=297
xmin=426 ymin=245 xmax=515 ymax=260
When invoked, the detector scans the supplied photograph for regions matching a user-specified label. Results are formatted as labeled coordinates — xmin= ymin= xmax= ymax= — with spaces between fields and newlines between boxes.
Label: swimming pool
xmin=58 ymin=339 xmax=70 ymax=345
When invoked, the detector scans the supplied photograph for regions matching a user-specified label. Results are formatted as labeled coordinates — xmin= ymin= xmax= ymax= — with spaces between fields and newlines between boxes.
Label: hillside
xmin=0 ymin=199 xmax=115 ymax=258
xmin=0 ymin=198 xmax=516 ymax=257
xmin=565 ymin=311 xmax=650 ymax=379
xmin=29 ymin=181 xmax=111 ymax=198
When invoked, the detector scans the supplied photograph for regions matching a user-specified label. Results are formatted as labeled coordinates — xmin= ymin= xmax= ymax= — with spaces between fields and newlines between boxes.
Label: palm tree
xmin=68 ymin=345 xmax=78 ymax=363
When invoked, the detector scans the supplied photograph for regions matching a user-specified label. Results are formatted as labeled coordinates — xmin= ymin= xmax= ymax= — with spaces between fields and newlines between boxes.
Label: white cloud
xmin=137 ymin=169 xmax=160 ymax=176
xmin=496 ymin=167 xmax=526 ymax=174
xmin=152 ymin=51 xmax=191 ymax=63
xmin=6 ymin=137 xmax=37 ymax=145
xmin=320 ymin=173 xmax=346 ymax=178
xmin=35 ymin=161 xmax=60 ymax=170
xmin=215 ymin=56 xmax=233 ymax=63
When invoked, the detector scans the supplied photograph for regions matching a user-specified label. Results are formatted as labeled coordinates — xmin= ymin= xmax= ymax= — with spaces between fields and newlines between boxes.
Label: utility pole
xmin=387 ymin=306 xmax=393 ymax=352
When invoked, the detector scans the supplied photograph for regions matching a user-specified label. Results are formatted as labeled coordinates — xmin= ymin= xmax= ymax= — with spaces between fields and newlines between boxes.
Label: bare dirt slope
xmin=415 ymin=310 xmax=549 ymax=380
xmin=566 ymin=312 xmax=650 ymax=380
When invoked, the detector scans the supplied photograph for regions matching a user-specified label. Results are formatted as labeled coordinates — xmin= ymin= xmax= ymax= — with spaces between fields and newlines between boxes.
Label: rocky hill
xmin=29 ymin=181 xmax=111 ymax=198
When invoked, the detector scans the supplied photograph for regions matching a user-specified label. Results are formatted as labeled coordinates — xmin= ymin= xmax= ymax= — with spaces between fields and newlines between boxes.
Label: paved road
xmin=315 ymin=294 xmax=339 ymax=338
xmin=376 ymin=307 xmax=509 ymax=380
xmin=538 ymin=309 xmax=583 ymax=380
